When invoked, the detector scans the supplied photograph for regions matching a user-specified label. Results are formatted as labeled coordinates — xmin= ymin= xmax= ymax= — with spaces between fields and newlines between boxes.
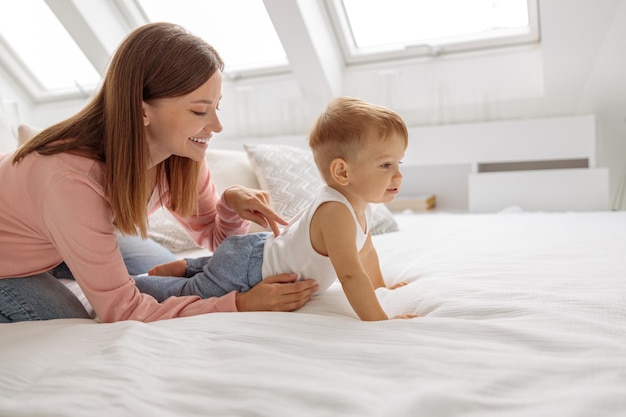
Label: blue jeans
xmin=134 ymin=233 xmax=268 ymax=302
xmin=0 ymin=236 xmax=177 ymax=323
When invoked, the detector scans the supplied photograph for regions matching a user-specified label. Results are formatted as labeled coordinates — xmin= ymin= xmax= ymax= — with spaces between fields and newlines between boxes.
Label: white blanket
xmin=1 ymin=211 xmax=625 ymax=417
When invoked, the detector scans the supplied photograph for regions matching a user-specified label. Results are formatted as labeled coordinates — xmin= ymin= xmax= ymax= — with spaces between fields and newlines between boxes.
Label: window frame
xmin=0 ymin=0 xmax=291 ymax=103
xmin=0 ymin=0 xmax=105 ymax=102
xmin=130 ymin=0 xmax=291 ymax=79
xmin=323 ymin=0 xmax=540 ymax=65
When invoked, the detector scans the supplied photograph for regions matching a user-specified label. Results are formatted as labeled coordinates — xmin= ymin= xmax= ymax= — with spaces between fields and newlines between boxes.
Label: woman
xmin=0 ymin=22 xmax=318 ymax=323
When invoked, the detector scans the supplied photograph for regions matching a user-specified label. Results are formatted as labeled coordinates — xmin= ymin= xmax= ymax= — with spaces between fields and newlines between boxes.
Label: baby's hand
xmin=388 ymin=281 xmax=409 ymax=290
xmin=392 ymin=313 xmax=418 ymax=320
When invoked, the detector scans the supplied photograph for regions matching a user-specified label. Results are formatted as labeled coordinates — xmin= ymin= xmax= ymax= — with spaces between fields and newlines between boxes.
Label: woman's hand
xmin=223 ymin=185 xmax=288 ymax=236
xmin=235 ymin=274 xmax=319 ymax=312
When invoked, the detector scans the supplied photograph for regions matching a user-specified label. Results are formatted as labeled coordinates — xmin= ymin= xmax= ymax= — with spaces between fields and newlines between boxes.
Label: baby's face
xmin=344 ymin=133 xmax=406 ymax=205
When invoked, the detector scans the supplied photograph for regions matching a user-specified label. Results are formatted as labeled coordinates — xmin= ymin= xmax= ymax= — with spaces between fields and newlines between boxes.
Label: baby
xmin=148 ymin=96 xmax=415 ymax=321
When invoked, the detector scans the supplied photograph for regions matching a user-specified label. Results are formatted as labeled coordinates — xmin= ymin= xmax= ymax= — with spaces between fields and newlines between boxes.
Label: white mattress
xmin=1 ymin=211 xmax=625 ymax=417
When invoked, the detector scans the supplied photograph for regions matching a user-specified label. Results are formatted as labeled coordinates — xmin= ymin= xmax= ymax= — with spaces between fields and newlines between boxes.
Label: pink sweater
xmin=0 ymin=151 xmax=249 ymax=322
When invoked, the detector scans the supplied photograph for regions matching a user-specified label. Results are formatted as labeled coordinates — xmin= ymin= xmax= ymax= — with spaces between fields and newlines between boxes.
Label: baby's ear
xmin=329 ymin=158 xmax=350 ymax=185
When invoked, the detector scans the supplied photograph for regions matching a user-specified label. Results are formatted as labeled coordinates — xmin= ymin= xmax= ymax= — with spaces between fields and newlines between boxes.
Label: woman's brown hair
xmin=13 ymin=22 xmax=224 ymax=237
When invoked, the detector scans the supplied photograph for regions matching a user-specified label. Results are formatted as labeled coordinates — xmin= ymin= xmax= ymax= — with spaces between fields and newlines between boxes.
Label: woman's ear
xmin=142 ymin=102 xmax=150 ymax=127
xmin=330 ymin=158 xmax=350 ymax=186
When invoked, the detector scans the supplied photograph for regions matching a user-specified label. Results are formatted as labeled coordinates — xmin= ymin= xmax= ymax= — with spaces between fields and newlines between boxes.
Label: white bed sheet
xmin=1 ymin=211 xmax=625 ymax=417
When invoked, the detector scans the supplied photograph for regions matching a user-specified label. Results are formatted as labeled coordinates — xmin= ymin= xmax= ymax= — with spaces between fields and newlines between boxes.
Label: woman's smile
xmin=188 ymin=136 xmax=211 ymax=148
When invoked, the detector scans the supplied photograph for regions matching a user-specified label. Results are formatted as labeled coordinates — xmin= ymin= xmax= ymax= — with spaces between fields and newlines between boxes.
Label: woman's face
xmin=142 ymin=71 xmax=223 ymax=167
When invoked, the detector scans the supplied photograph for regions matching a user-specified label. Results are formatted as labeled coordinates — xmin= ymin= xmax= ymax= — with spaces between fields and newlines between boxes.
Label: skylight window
xmin=136 ymin=0 xmax=288 ymax=75
xmin=328 ymin=0 xmax=539 ymax=62
xmin=0 ymin=0 xmax=100 ymax=95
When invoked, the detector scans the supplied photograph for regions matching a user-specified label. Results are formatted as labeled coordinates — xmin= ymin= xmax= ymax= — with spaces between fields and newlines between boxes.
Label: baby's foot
xmin=148 ymin=259 xmax=187 ymax=277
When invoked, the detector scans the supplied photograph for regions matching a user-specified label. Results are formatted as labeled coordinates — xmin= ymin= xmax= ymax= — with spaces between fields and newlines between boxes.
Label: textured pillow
xmin=243 ymin=143 xmax=398 ymax=235
xmin=147 ymin=209 xmax=201 ymax=253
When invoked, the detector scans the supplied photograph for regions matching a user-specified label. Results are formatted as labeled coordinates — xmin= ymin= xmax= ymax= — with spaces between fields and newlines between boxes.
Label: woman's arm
xmin=163 ymin=161 xmax=250 ymax=251
xmin=46 ymin=166 xmax=315 ymax=322
xmin=165 ymin=162 xmax=288 ymax=251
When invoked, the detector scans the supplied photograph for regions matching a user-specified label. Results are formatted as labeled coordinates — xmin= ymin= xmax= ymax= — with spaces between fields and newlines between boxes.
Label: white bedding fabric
xmin=1 ymin=211 xmax=625 ymax=417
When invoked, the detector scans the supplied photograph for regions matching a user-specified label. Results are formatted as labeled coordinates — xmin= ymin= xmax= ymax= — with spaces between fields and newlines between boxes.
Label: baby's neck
xmin=326 ymin=184 xmax=369 ymax=216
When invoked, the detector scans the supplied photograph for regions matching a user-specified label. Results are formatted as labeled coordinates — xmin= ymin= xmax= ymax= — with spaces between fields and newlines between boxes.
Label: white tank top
xmin=262 ymin=185 xmax=372 ymax=293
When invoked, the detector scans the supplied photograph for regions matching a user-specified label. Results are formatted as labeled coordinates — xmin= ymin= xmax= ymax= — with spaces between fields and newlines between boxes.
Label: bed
xmin=1 ymin=209 xmax=625 ymax=416
xmin=1 ymin=112 xmax=625 ymax=416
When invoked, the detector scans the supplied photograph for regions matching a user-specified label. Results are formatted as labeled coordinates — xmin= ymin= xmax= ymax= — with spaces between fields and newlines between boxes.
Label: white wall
xmin=3 ymin=0 xmax=625 ymax=208
xmin=576 ymin=0 xmax=626 ymax=210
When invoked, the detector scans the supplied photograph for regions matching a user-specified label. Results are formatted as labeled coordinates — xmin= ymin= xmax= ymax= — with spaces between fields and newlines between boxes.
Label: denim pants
xmin=0 ymin=235 xmax=177 ymax=322
xmin=133 ymin=233 xmax=268 ymax=302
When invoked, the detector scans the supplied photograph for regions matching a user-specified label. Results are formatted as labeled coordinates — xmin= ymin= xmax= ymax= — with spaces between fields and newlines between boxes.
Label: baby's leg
xmin=135 ymin=233 xmax=268 ymax=301
xmin=183 ymin=233 xmax=267 ymax=298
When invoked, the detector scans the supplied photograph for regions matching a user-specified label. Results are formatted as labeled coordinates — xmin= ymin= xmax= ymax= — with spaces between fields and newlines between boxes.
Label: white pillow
xmin=205 ymin=148 xmax=260 ymax=193
xmin=243 ymin=143 xmax=399 ymax=235
xmin=17 ymin=124 xmax=40 ymax=146
xmin=0 ymin=106 xmax=17 ymax=154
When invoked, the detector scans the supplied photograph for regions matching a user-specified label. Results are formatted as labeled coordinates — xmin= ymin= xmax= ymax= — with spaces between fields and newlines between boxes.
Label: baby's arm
xmin=359 ymin=234 xmax=386 ymax=289
xmin=313 ymin=203 xmax=388 ymax=321
xmin=359 ymin=243 xmax=415 ymax=318
xmin=359 ymin=234 xmax=408 ymax=290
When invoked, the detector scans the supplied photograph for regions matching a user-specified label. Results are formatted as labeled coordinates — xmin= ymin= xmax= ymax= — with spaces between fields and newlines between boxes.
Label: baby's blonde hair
xmin=308 ymin=96 xmax=408 ymax=181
